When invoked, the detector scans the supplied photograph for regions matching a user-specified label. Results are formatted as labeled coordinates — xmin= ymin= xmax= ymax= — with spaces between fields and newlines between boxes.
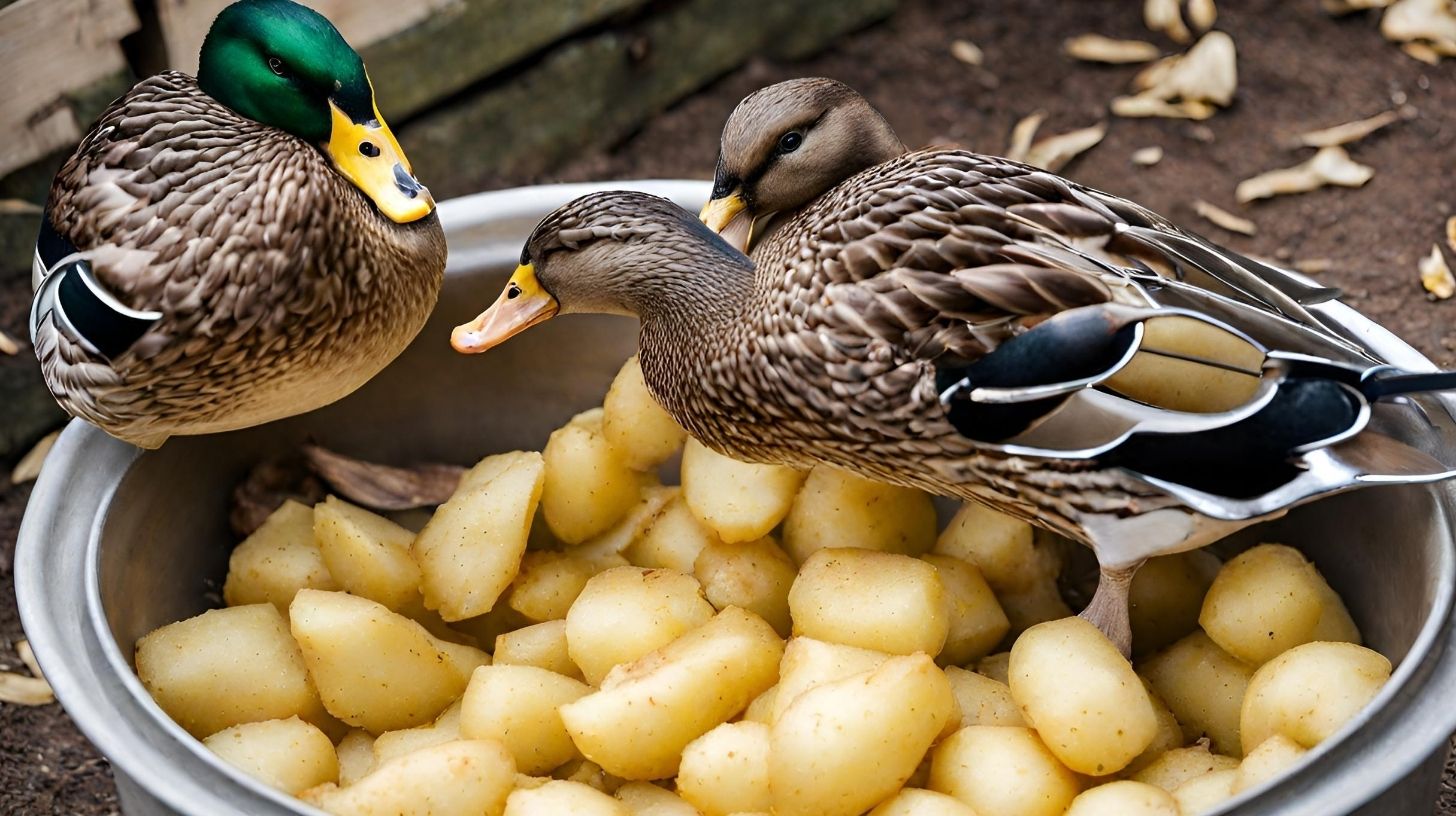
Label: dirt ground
xmin=3 ymin=0 xmax=1456 ymax=812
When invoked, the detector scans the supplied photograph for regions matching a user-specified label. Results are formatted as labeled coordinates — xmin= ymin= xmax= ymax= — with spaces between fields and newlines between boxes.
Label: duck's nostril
xmin=393 ymin=163 xmax=424 ymax=199
xmin=359 ymin=141 xmax=380 ymax=158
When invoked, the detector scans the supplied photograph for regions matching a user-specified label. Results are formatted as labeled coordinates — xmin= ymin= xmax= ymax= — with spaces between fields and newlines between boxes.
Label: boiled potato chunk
xmin=603 ymin=356 xmax=687 ymax=472
xmin=933 ymin=502 xmax=1043 ymax=592
xmin=923 ymin=554 xmax=1009 ymax=664
xmin=493 ymin=619 xmax=582 ymax=680
xmin=998 ymin=579 xmax=1074 ymax=638
xmin=223 ymin=501 xmax=335 ymax=611
xmin=781 ymin=467 xmax=936 ymax=564
xmin=565 ymin=566 xmax=715 ymax=685
xmin=928 ymin=726 xmax=1081 ymax=816
xmin=1128 ymin=551 xmax=1220 ymax=656
xmin=678 ymin=721 xmax=771 ymax=816
xmin=789 ymin=548 xmax=948 ymax=656
xmin=301 ymin=739 xmax=515 ymax=816
xmin=1312 ymin=577 xmax=1362 ymax=644
xmin=1130 ymin=743 xmax=1239 ymax=791
xmin=1239 ymin=641 xmax=1390 ymax=753
xmin=203 ymin=717 xmax=338 ymax=795
xmin=1125 ymin=684 xmax=1185 ymax=774
xmin=614 ymin=782 xmax=700 ymax=816
xmin=1232 ymin=735 xmax=1307 ymax=795
xmin=373 ymin=702 xmax=462 ymax=766
xmin=868 ymin=788 xmax=978 ymax=816
xmin=771 ymin=654 xmax=955 ymax=816
xmin=743 ymin=684 xmax=778 ymax=724
xmin=555 ymin=758 xmax=625 ymax=794
xmin=1009 ymin=617 xmax=1157 ymax=775
xmin=694 ymin=537 xmax=796 ymax=637
xmin=336 ymin=729 xmax=376 ymax=786
xmin=1199 ymin=544 xmax=1327 ymax=665
xmin=507 ymin=551 xmax=596 ymax=622
xmin=1140 ymin=631 xmax=1252 ymax=756
xmin=944 ymin=666 xmax=1024 ymax=727
xmin=460 ymin=665 xmax=590 ymax=774
xmin=977 ymin=651 xmax=1011 ymax=684
xmin=415 ymin=452 xmax=545 ymax=621
xmin=681 ymin=439 xmax=805 ymax=542
xmin=314 ymin=496 xmax=420 ymax=612
xmin=1064 ymin=781 xmax=1178 ymax=816
xmin=773 ymin=637 xmax=891 ymax=722
xmin=542 ymin=409 xmax=642 ymax=544
xmin=504 ymin=780 xmax=629 ymax=816
xmin=626 ymin=494 xmax=722 ymax=574
xmin=559 ymin=607 xmax=783 ymax=780
xmin=135 ymin=603 xmax=327 ymax=738
xmin=289 ymin=589 xmax=469 ymax=732
xmin=1171 ymin=769 xmax=1237 ymax=815
xmin=571 ymin=486 xmax=678 ymax=569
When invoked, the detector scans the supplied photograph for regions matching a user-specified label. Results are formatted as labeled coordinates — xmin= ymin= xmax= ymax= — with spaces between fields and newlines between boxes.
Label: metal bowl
xmin=16 ymin=181 xmax=1456 ymax=816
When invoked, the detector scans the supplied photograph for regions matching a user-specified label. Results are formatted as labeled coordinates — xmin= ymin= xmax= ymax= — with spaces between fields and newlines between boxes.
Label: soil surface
xmin=4 ymin=0 xmax=1456 ymax=813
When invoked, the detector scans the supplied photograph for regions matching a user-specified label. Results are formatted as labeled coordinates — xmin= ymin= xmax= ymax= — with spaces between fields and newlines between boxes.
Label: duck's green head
xmin=197 ymin=0 xmax=432 ymax=223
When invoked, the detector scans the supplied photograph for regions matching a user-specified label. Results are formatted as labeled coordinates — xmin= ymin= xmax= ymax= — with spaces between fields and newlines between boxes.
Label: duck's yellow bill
xmin=326 ymin=99 xmax=434 ymax=224
xmin=700 ymin=191 xmax=747 ymax=234
xmin=452 ymin=263 xmax=559 ymax=354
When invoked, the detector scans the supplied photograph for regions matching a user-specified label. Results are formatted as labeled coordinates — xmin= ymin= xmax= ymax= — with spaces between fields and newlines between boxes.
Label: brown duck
xmin=452 ymin=79 xmax=1456 ymax=653
xmin=29 ymin=0 xmax=445 ymax=449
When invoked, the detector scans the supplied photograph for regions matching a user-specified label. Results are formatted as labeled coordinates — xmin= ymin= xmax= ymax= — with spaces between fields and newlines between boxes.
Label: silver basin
xmin=16 ymin=180 xmax=1456 ymax=816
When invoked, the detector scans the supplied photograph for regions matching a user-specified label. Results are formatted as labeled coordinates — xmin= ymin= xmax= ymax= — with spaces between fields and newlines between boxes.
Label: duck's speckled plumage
xmin=35 ymin=72 xmax=446 ymax=448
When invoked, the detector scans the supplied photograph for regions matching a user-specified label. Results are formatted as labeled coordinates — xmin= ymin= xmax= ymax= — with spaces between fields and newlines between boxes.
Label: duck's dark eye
xmin=267 ymin=56 xmax=288 ymax=77
xmin=359 ymin=142 xmax=380 ymax=158
xmin=778 ymin=131 xmax=804 ymax=154
xmin=507 ymin=283 xmax=522 ymax=300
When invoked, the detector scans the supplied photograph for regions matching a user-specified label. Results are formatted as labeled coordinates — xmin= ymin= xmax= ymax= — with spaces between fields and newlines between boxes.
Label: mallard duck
xmin=29 ymin=0 xmax=446 ymax=449
xmin=451 ymin=80 xmax=1456 ymax=654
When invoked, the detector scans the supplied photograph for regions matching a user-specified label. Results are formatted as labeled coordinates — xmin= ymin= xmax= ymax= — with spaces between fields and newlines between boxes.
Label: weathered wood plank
xmin=0 ymin=0 xmax=138 ymax=177
xmin=154 ymin=0 xmax=454 ymax=75
xmin=401 ymin=0 xmax=896 ymax=183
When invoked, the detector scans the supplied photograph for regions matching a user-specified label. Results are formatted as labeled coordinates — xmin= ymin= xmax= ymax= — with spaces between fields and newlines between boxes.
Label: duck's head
xmin=700 ymin=77 xmax=905 ymax=252
xmin=452 ymin=191 xmax=749 ymax=354
xmin=197 ymin=0 xmax=432 ymax=223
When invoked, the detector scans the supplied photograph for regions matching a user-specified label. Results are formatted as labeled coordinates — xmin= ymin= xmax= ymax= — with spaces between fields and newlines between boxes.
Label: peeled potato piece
xmin=135 ymin=603 xmax=329 ymax=739
xmin=1131 ymin=743 xmax=1239 ymax=792
xmin=224 ymin=500 xmax=336 ymax=612
xmin=1009 ymin=617 xmax=1158 ymax=776
xmin=1239 ymin=641 xmax=1390 ymax=753
xmin=559 ymin=607 xmax=784 ymax=780
xmin=781 ymin=466 xmax=937 ymax=564
xmin=1172 ymin=768 xmax=1238 ymax=815
xmin=336 ymin=729 xmax=376 ymax=786
xmin=460 ymin=665 xmax=591 ymax=775
xmin=565 ymin=566 xmax=715 ymax=686
xmin=414 ymin=451 xmax=545 ymax=621
xmin=773 ymin=637 xmax=891 ymax=722
xmin=506 ymin=551 xmax=596 ymax=622
xmin=1128 ymin=551 xmax=1220 ymax=656
xmin=929 ymin=726 xmax=1082 ymax=816
xmin=372 ymin=701 xmax=463 ymax=767
xmin=289 ymin=590 xmax=471 ymax=732
xmin=771 ymin=654 xmax=956 ymax=816
xmin=603 ymin=356 xmax=687 ymax=472
xmin=1199 ymin=544 xmax=1328 ymax=665
xmin=868 ymin=788 xmax=978 ymax=816
xmin=505 ymin=779 xmax=629 ymax=816
xmin=1232 ymin=735 xmax=1308 ymax=795
xmin=923 ymin=554 xmax=1009 ymax=664
xmin=203 ymin=717 xmax=338 ymax=795
xmin=1140 ymin=631 xmax=1252 ymax=756
xmin=678 ymin=721 xmax=772 ymax=816
xmin=493 ymin=619 xmax=582 ymax=680
xmin=1064 ymin=781 xmax=1179 ymax=816
xmin=694 ymin=537 xmax=797 ymax=637
xmin=301 ymin=739 xmax=515 ymax=816
xmin=614 ymin=782 xmax=700 ymax=816
xmin=1124 ymin=684 xmax=1185 ymax=775
xmin=789 ymin=548 xmax=948 ymax=656
xmin=681 ymin=439 xmax=805 ymax=543
xmin=542 ymin=409 xmax=642 ymax=544
xmin=944 ymin=666 xmax=1024 ymax=727
xmin=313 ymin=496 xmax=420 ymax=612
xmin=626 ymin=494 xmax=722 ymax=574
xmin=933 ymin=502 xmax=1042 ymax=592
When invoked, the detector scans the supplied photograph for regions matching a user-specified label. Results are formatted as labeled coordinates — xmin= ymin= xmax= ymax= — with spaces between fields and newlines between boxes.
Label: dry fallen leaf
xmin=1132 ymin=146 xmax=1165 ymax=166
xmin=1402 ymin=41 xmax=1444 ymax=63
xmin=0 ymin=329 xmax=18 ymax=356
xmin=1064 ymin=34 xmax=1161 ymax=63
xmin=1187 ymin=0 xmax=1217 ymax=32
xmin=0 ymin=199 xmax=43 ymax=216
xmin=1294 ymin=258 xmax=1335 ymax=275
xmin=10 ymin=431 xmax=59 ymax=485
xmin=1115 ymin=31 xmax=1237 ymax=121
xmin=1194 ymin=200 xmax=1257 ymax=236
xmin=951 ymin=39 xmax=984 ymax=66
xmin=1112 ymin=96 xmax=1217 ymax=120
xmin=1006 ymin=112 xmax=1047 ymax=162
xmin=1420 ymin=244 xmax=1455 ymax=300
xmin=0 ymin=640 xmax=54 ymax=707
xmin=1296 ymin=109 xmax=1403 ymax=148
xmin=18 ymin=641 xmax=43 ymax=681
xmin=1323 ymin=0 xmax=1394 ymax=14
xmin=1023 ymin=122 xmax=1108 ymax=172
xmin=1235 ymin=146 xmax=1376 ymax=204
xmin=1446 ymin=216 xmax=1456 ymax=254
xmin=1145 ymin=0 xmax=1193 ymax=42
xmin=1382 ymin=0 xmax=1456 ymax=54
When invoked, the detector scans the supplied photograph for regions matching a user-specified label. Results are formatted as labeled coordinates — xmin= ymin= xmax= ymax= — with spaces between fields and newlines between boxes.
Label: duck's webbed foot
xmin=1077 ymin=562 xmax=1143 ymax=658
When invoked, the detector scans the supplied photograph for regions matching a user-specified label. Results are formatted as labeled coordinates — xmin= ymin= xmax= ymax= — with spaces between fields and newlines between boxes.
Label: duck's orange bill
xmin=451 ymin=263 xmax=559 ymax=354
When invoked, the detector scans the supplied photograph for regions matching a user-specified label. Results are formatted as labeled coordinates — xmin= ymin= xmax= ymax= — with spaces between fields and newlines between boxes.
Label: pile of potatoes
xmin=134 ymin=356 xmax=1392 ymax=816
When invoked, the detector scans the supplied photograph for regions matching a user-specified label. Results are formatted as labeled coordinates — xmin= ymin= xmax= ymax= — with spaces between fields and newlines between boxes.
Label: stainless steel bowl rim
xmin=16 ymin=179 xmax=1456 ymax=816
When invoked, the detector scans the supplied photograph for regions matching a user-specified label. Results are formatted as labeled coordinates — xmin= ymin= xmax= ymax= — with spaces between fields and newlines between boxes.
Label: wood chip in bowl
xmin=1420 ymin=245 xmax=1455 ymax=300
xmin=1235 ymin=147 xmax=1375 ymax=203
xmin=1194 ymin=201 xmax=1256 ymax=235
xmin=1295 ymin=110 xmax=1402 ymax=148
xmin=1064 ymin=34 xmax=1161 ymax=63
xmin=1132 ymin=146 xmax=1165 ymax=166
xmin=951 ymin=39 xmax=984 ymax=66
